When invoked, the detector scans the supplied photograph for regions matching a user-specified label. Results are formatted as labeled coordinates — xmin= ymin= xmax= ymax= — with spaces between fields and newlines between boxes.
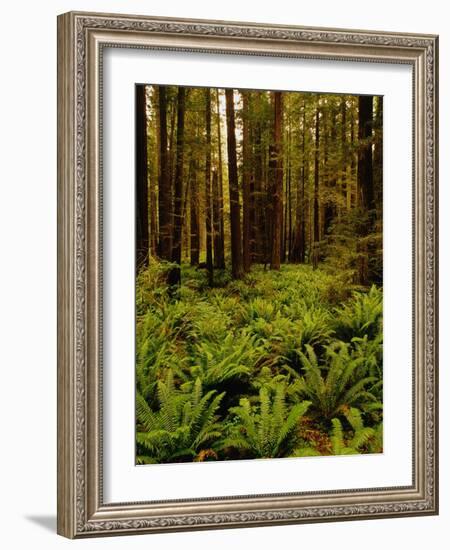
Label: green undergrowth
xmin=136 ymin=261 xmax=383 ymax=464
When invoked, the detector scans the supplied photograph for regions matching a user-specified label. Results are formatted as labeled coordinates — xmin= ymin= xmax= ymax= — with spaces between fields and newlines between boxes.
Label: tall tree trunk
xmin=286 ymin=156 xmax=292 ymax=261
xmin=225 ymin=89 xmax=244 ymax=279
xmin=253 ymin=100 xmax=264 ymax=263
xmin=340 ymin=96 xmax=348 ymax=215
xmin=181 ymin=157 xmax=193 ymax=263
xmin=168 ymin=87 xmax=186 ymax=286
xmin=157 ymin=86 xmax=172 ymax=260
xmin=212 ymin=168 xmax=221 ymax=268
xmin=149 ymin=180 xmax=158 ymax=257
xmin=324 ymin=103 xmax=337 ymax=237
xmin=242 ymin=91 xmax=252 ymax=272
xmin=291 ymin=101 xmax=306 ymax=263
xmin=148 ymin=86 xmax=159 ymax=257
xmin=204 ymin=89 xmax=214 ymax=285
xmin=312 ymin=105 xmax=320 ymax=269
xmin=358 ymin=96 xmax=375 ymax=214
xmin=349 ymin=100 xmax=356 ymax=209
xmin=249 ymin=127 xmax=257 ymax=264
xmin=373 ymin=96 xmax=383 ymax=219
xmin=372 ymin=95 xmax=383 ymax=285
xmin=214 ymin=89 xmax=226 ymax=268
xmin=190 ymin=158 xmax=199 ymax=265
xmin=281 ymin=171 xmax=288 ymax=262
xmin=300 ymin=159 xmax=307 ymax=264
xmin=168 ymin=99 xmax=177 ymax=199
xmin=299 ymin=104 xmax=307 ymax=263
xmin=282 ymin=109 xmax=291 ymax=262
xmin=262 ymin=141 xmax=270 ymax=266
xmin=136 ymin=85 xmax=149 ymax=271
xmin=357 ymin=95 xmax=374 ymax=286
xmin=282 ymin=161 xmax=287 ymax=262
xmin=270 ymin=91 xmax=284 ymax=270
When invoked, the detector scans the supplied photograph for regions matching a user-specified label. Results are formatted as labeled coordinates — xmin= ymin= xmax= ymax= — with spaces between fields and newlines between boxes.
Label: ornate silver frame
xmin=57 ymin=11 xmax=439 ymax=538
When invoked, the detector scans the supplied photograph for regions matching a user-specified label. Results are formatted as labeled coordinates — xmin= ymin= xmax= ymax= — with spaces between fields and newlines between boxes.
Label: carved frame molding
xmin=57 ymin=11 xmax=438 ymax=538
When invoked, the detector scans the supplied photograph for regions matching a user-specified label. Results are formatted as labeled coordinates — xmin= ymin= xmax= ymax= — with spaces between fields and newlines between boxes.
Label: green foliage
xmin=221 ymin=385 xmax=311 ymax=458
xmin=188 ymin=302 xmax=232 ymax=343
xmin=183 ymin=332 xmax=263 ymax=392
xmin=246 ymin=297 xmax=278 ymax=322
xmin=136 ymin=373 xmax=224 ymax=464
xmin=324 ymin=208 xmax=383 ymax=288
xmin=297 ymin=308 xmax=334 ymax=348
xmin=135 ymin=259 xmax=173 ymax=315
xmin=136 ymin=310 xmax=187 ymax=402
xmin=334 ymin=285 xmax=383 ymax=341
xmin=135 ymin=263 xmax=383 ymax=464
xmin=290 ymin=342 xmax=379 ymax=420
xmin=368 ymin=421 xmax=383 ymax=454
xmin=330 ymin=407 xmax=380 ymax=455
xmin=250 ymin=366 xmax=289 ymax=395
xmin=136 ymin=87 xmax=383 ymax=464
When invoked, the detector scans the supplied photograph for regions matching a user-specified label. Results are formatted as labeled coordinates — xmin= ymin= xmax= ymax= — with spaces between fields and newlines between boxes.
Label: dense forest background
xmin=136 ymin=86 xmax=382 ymax=283
xmin=135 ymin=85 xmax=384 ymax=464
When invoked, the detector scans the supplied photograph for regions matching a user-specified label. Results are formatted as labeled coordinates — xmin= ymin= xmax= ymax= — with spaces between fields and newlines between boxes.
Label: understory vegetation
xmin=136 ymin=262 xmax=383 ymax=464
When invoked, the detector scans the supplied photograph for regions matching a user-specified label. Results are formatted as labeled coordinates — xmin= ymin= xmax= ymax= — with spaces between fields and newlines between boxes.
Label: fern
xmin=135 ymin=262 xmax=383 ymax=463
xmin=334 ymin=285 xmax=382 ymax=341
xmin=351 ymin=332 xmax=383 ymax=386
xmin=298 ymin=308 xmax=334 ymax=348
xmin=136 ymin=309 xmax=188 ymax=401
xmin=220 ymin=385 xmax=311 ymax=459
xmin=136 ymin=373 xmax=224 ymax=464
xmin=330 ymin=407 xmax=378 ymax=455
xmin=289 ymin=342 xmax=378 ymax=419
xmin=184 ymin=332 xmax=264 ymax=391
xmin=250 ymin=366 xmax=289 ymax=395
xmin=245 ymin=298 xmax=278 ymax=322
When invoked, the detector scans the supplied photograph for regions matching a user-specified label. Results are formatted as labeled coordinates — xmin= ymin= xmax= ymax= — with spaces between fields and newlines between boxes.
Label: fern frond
xmin=274 ymin=400 xmax=311 ymax=455
xmin=331 ymin=418 xmax=345 ymax=455
xmin=351 ymin=427 xmax=375 ymax=450
xmin=136 ymin=391 xmax=158 ymax=432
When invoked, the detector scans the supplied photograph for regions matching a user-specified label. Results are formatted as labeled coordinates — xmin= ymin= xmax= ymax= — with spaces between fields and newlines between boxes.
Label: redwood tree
xmin=136 ymin=85 xmax=149 ymax=271
xmin=242 ymin=91 xmax=252 ymax=272
xmin=358 ymin=95 xmax=374 ymax=214
xmin=357 ymin=94 xmax=375 ymax=285
xmin=312 ymin=104 xmax=320 ymax=269
xmin=190 ymin=158 xmax=200 ymax=265
xmin=214 ymin=89 xmax=226 ymax=269
xmin=168 ymin=86 xmax=186 ymax=286
xmin=204 ymin=88 xmax=214 ymax=285
xmin=291 ymin=100 xmax=307 ymax=263
xmin=270 ymin=91 xmax=284 ymax=270
xmin=157 ymin=85 xmax=172 ymax=260
xmin=253 ymin=93 xmax=265 ymax=263
xmin=225 ymin=88 xmax=243 ymax=279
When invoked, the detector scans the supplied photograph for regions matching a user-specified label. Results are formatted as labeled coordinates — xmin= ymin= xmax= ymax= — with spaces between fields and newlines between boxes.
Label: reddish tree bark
xmin=225 ymin=89 xmax=244 ymax=279
xmin=291 ymin=101 xmax=307 ymax=263
xmin=358 ymin=95 xmax=374 ymax=213
xmin=157 ymin=86 xmax=172 ymax=260
xmin=204 ymin=89 xmax=214 ymax=285
xmin=136 ymin=85 xmax=149 ymax=271
xmin=270 ymin=91 xmax=284 ymax=270
xmin=168 ymin=87 xmax=186 ymax=286
xmin=190 ymin=158 xmax=199 ymax=265
xmin=312 ymin=105 xmax=320 ymax=269
xmin=214 ymin=89 xmax=226 ymax=269
xmin=242 ymin=91 xmax=252 ymax=272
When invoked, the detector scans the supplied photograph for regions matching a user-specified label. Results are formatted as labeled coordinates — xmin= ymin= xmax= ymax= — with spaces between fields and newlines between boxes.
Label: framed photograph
xmin=57 ymin=11 xmax=439 ymax=538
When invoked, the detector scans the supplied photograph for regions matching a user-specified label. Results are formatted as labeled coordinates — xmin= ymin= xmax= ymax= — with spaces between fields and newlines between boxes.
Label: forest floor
xmin=135 ymin=262 xmax=383 ymax=464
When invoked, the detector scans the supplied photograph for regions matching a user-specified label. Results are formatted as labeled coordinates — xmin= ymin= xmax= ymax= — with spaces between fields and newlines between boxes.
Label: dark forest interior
xmin=135 ymin=85 xmax=383 ymax=464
